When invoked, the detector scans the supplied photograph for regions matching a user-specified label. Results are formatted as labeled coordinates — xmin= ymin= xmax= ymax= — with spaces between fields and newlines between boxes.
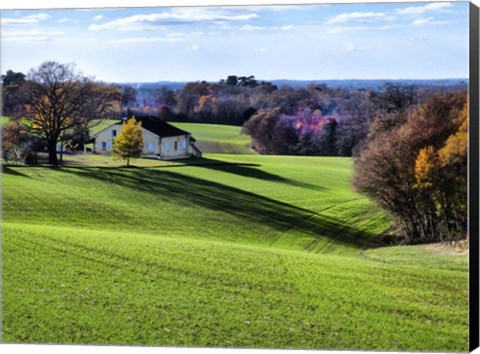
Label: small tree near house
xmin=112 ymin=117 xmax=144 ymax=166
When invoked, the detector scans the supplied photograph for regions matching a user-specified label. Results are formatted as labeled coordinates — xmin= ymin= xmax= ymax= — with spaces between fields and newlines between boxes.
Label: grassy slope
xmin=170 ymin=122 xmax=253 ymax=154
xmin=1 ymin=116 xmax=10 ymax=126
xmin=88 ymin=119 xmax=117 ymax=135
xmin=1 ymin=117 xmax=113 ymax=132
xmin=1 ymin=155 xmax=468 ymax=351
xmin=3 ymin=155 xmax=386 ymax=255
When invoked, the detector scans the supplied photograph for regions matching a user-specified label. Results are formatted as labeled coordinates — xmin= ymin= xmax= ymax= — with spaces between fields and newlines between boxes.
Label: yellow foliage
xmin=414 ymin=145 xmax=437 ymax=189
xmin=112 ymin=116 xmax=144 ymax=166
xmin=195 ymin=95 xmax=218 ymax=113
xmin=438 ymin=106 xmax=467 ymax=168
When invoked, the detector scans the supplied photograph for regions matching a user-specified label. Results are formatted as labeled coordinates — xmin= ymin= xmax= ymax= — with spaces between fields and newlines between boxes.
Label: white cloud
xmin=396 ymin=2 xmax=453 ymax=15
xmin=2 ymin=13 xmax=50 ymax=25
xmin=413 ymin=35 xmax=428 ymax=41
xmin=239 ymin=23 xmax=292 ymax=32
xmin=166 ymin=32 xmax=184 ymax=37
xmin=89 ymin=9 xmax=258 ymax=31
xmin=412 ymin=17 xmax=431 ymax=25
xmin=328 ymin=26 xmax=358 ymax=34
xmin=2 ymin=29 xmax=65 ymax=42
xmin=412 ymin=17 xmax=449 ymax=26
xmin=186 ymin=45 xmax=199 ymax=51
xmin=93 ymin=14 xmax=104 ymax=21
xmin=2 ymin=18 xmax=36 ymax=25
xmin=253 ymin=4 xmax=332 ymax=12
xmin=26 ymin=13 xmax=50 ymax=21
xmin=249 ymin=5 xmax=312 ymax=12
xmin=326 ymin=12 xmax=386 ymax=25
xmin=110 ymin=36 xmax=184 ymax=44
xmin=58 ymin=18 xmax=71 ymax=23
xmin=328 ymin=25 xmax=391 ymax=34
xmin=3 ymin=36 xmax=50 ymax=41
xmin=240 ymin=24 xmax=265 ymax=31
xmin=346 ymin=43 xmax=366 ymax=52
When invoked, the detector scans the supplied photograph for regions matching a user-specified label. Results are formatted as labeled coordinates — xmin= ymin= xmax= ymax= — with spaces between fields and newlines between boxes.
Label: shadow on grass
xmin=173 ymin=157 xmax=325 ymax=192
xmin=58 ymin=166 xmax=371 ymax=249
xmin=2 ymin=166 xmax=32 ymax=178
xmin=53 ymin=155 xmax=325 ymax=191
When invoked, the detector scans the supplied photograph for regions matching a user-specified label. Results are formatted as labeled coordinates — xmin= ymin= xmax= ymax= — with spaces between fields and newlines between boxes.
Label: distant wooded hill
xmin=117 ymin=78 xmax=468 ymax=91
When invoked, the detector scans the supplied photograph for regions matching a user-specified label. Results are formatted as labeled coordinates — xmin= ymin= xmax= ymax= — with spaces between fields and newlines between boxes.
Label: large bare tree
xmin=22 ymin=61 xmax=121 ymax=165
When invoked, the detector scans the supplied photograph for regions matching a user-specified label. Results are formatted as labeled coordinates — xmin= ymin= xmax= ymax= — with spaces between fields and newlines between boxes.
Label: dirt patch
xmin=424 ymin=241 xmax=468 ymax=257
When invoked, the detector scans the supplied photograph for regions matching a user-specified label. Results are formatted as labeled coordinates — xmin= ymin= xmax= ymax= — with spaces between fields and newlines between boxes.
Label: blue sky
xmin=0 ymin=2 xmax=470 ymax=82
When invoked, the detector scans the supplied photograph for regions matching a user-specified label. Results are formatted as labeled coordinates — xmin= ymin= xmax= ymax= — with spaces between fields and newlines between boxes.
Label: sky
xmin=0 ymin=1 xmax=470 ymax=83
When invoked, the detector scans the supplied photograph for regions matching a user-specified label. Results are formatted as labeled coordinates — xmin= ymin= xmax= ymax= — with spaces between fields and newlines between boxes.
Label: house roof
xmin=133 ymin=116 xmax=191 ymax=138
xmin=95 ymin=116 xmax=190 ymax=138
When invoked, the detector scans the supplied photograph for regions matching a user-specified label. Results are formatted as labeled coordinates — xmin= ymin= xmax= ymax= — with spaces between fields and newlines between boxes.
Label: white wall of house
xmin=94 ymin=124 xmax=123 ymax=154
xmin=159 ymin=135 xmax=191 ymax=159
xmin=142 ymin=129 xmax=162 ymax=155
xmin=94 ymin=124 xmax=120 ymax=153
xmin=94 ymin=124 xmax=192 ymax=159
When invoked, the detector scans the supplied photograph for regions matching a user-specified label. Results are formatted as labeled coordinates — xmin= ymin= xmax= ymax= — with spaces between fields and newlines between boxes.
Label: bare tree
xmin=22 ymin=61 xmax=121 ymax=165
xmin=120 ymin=85 xmax=137 ymax=114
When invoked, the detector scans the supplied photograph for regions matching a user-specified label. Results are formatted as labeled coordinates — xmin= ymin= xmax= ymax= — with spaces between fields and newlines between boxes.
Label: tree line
xmin=122 ymin=77 xmax=466 ymax=159
xmin=1 ymin=61 xmax=468 ymax=245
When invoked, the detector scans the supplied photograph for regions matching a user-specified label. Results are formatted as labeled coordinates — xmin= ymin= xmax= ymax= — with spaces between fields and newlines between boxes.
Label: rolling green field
xmin=171 ymin=122 xmax=253 ymax=154
xmin=1 ymin=153 xmax=468 ymax=351
xmin=1 ymin=116 xmax=10 ymax=126
xmin=88 ymin=119 xmax=117 ymax=135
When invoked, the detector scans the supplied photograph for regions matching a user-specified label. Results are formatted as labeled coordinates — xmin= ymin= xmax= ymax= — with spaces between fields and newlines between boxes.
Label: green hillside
xmin=1 ymin=154 xmax=468 ymax=351
xmin=170 ymin=122 xmax=253 ymax=154
xmin=88 ymin=119 xmax=117 ymax=135
xmin=1 ymin=116 xmax=10 ymax=126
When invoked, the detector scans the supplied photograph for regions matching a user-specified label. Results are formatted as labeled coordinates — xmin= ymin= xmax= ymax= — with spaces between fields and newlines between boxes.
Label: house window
xmin=165 ymin=142 xmax=170 ymax=153
xmin=101 ymin=142 xmax=107 ymax=151
xmin=111 ymin=129 xmax=117 ymax=137
xmin=174 ymin=141 xmax=178 ymax=151
xmin=147 ymin=142 xmax=154 ymax=153
xmin=182 ymin=140 xmax=187 ymax=150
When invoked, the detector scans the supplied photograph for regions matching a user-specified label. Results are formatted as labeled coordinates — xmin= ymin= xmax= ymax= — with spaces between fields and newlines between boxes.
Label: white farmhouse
xmin=93 ymin=116 xmax=201 ymax=159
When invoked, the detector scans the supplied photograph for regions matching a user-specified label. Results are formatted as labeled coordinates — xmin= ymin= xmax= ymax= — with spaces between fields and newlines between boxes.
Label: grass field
xmin=1 ymin=116 xmax=10 ymax=126
xmin=1 ymin=153 xmax=468 ymax=351
xmin=88 ymin=119 xmax=118 ymax=135
xmin=170 ymin=122 xmax=253 ymax=154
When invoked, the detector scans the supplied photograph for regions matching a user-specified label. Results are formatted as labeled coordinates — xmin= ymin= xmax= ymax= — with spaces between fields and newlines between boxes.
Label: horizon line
xmin=111 ymin=77 xmax=469 ymax=84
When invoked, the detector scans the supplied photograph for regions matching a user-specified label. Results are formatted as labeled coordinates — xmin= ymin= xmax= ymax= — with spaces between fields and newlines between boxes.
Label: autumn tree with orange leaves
xmin=354 ymin=91 xmax=468 ymax=244
xmin=412 ymin=106 xmax=468 ymax=242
